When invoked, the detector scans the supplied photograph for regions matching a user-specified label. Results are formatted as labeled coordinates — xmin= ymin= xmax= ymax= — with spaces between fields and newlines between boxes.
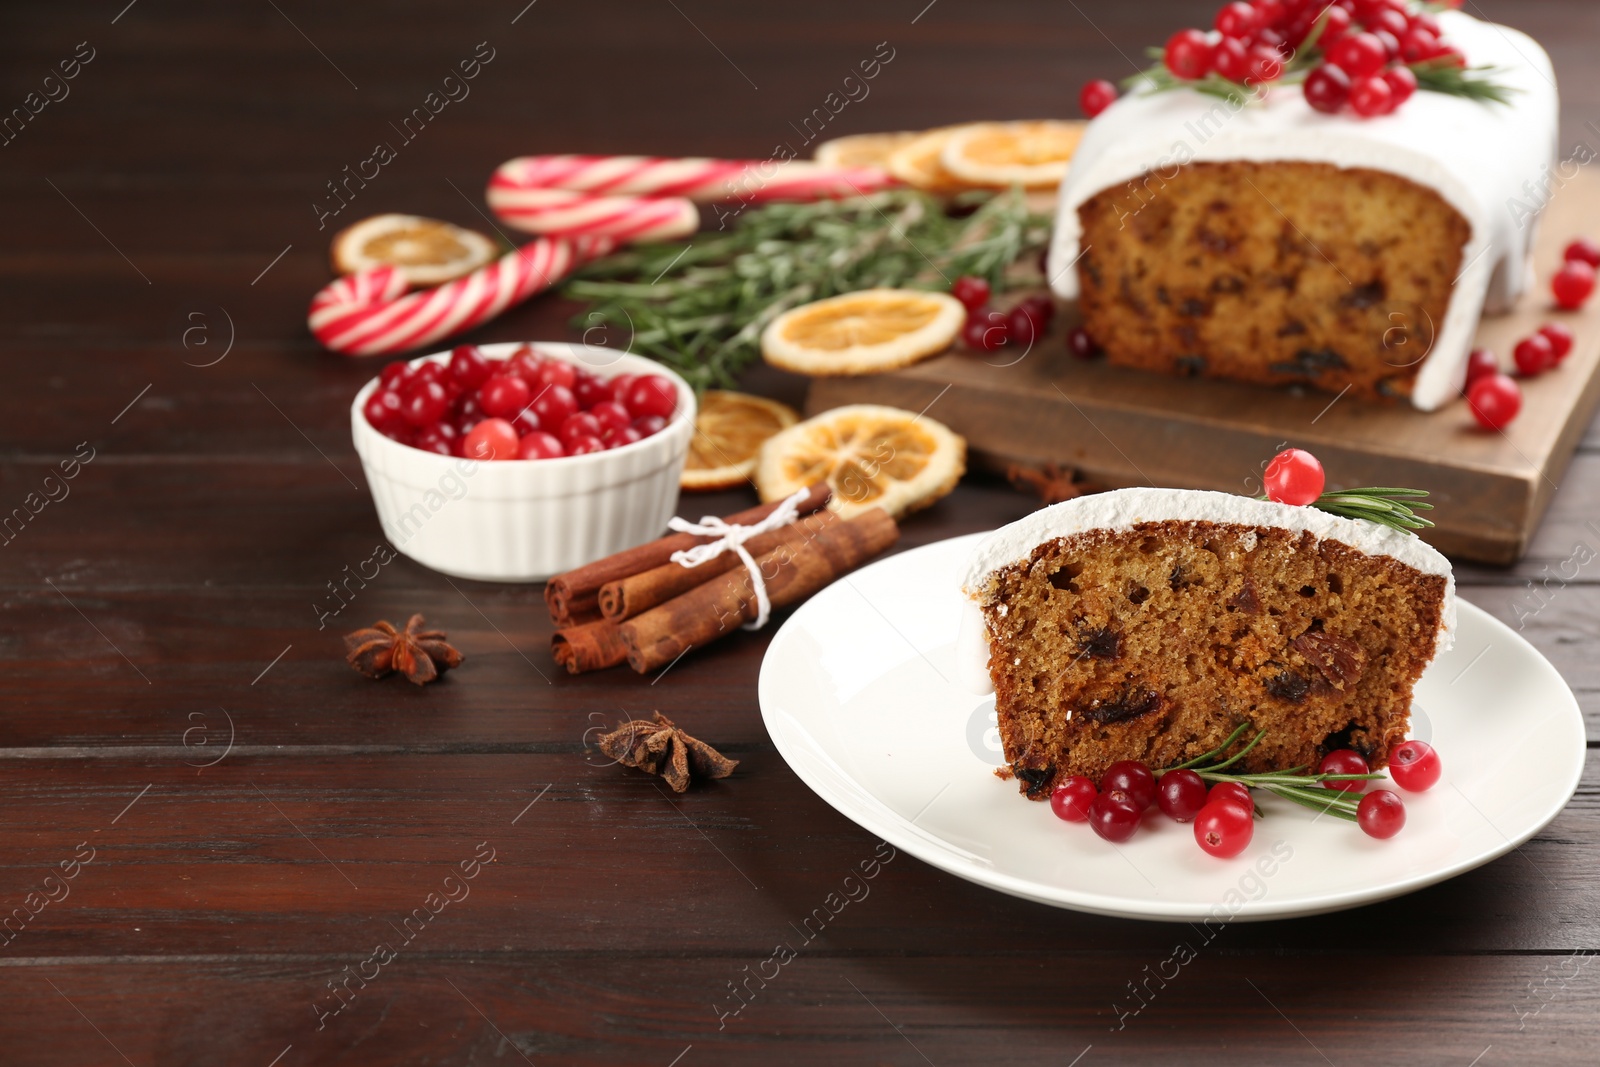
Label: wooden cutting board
xmin=806 ymin=172 xmax=1600 ymax=564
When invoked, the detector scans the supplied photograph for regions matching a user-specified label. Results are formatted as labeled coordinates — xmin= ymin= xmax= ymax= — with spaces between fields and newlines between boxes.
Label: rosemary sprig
xmin=1309 ymin=486 xmax=1435 ymax=532
xmin=1157 ymin=726 xmax=1383 ymax=823
xmin=1410 ymin=61 xmax=1518 ymax=105
xmin=563 ymin=188 xmax=1052 ymax=390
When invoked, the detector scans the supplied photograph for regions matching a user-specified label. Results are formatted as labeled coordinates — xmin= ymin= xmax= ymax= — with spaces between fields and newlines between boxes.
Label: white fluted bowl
xmin=351 ymin=342 xmax=694 ymax=582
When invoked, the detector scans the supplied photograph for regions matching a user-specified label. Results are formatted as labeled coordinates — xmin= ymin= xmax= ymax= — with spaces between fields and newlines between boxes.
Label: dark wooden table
xmin=3 ymin=1 xmax=1596 ymax=1063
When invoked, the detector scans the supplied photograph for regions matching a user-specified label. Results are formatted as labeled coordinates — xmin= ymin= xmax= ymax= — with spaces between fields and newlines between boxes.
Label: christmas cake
xmin=958 ymin=488 xmax=1454 ymax=798
xmin=1048 ymin=8 xmax=1559 ymax=409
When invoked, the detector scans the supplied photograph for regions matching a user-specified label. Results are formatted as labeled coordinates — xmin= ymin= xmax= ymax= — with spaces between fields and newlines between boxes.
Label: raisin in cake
xmin=1047 ymin=9 xmax=1558 ymax=409
xmin=958 ymin=488 xmax=1454 ymax=799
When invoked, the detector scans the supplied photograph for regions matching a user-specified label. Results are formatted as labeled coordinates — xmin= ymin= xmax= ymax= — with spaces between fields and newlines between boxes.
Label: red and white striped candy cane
xmin=309 ymin=234 xmax=612 ymax=357
xmin=486 ymin=155 xmax=897 ymax=238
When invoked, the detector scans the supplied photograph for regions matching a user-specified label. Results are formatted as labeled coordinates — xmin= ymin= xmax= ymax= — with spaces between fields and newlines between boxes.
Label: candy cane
xmin=486 ymin=155 xmax=898 ymax=238
xmin=310 ymin=154 xmax=896 ymax=356
xmin=309 ymin=234 xmax=612 ymax=357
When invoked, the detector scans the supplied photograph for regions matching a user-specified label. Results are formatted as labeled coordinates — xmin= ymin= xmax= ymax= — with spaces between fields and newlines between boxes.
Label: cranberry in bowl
xmin=351 ymin=341 xmax=695 ymax=581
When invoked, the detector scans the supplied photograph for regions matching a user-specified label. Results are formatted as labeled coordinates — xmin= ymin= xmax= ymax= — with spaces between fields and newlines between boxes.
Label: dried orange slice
xmin=681 ymin=390 xmax=800 ymax=492
xmin=756 ymin=404 xmax=966 ymax=520
xmin=331 ymin=214 xmax=497 ymax=286
xmin=940 ymin=121 xmax=1086 ymax=188
xmin=761 ymin=289 xmax=965 ymax=376
xmin=885 ymin=125 xmax=980 ymax=193
xmin=814 ymin=131 xmax=920 ymax=170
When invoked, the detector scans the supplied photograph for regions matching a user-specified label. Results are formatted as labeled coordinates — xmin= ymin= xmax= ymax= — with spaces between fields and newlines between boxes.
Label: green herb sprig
xmin=1158 ymin=723 xmax=1382 ymax=823
xmin=564 ymin=188 xmax=1053 ymax=390
xmin=1308 ymin=486 xmax=1434 ymax=532
xmin=1410 ymin=61 xmax=1518 ymax=105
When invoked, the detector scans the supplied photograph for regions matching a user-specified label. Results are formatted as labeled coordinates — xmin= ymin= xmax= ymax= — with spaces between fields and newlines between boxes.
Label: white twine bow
xmin=667 ymin=486 xmax=812 ymax=631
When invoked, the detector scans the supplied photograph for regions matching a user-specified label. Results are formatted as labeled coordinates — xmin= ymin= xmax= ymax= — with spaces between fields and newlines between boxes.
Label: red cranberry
xmin=1399 ymin=27 xmax=1438 ymax=62
xmin=531 ymin=383 xmax=579 ymax=428
xmin=1349 ymin=74 xmax=1394 ymax=117
xmin=1157 ymin=769 xmax=1208 ymax=822
xmin=1088 ymin=794 xmax=1142 ymax=842
xmin=1263 ymin=447 xmax=1325 ymax=506
xmin=1006 ymin=304 xmax=1042 ymax=346
xmin=1050 ymin=776 xmax=1097 ymax=822
xmin=411 ymin=361 xmax=446 ymax=385
xmin=1216 ymin=2 xmax=1257 ymax=37
xmin=632 ymin=414 xmax=668 ymax=437
xmin=1467 ymin=373 xmax=1521 ymax=430
xmin=1326 ymin=32 xmax=1387 ymax=78
xmin=590 ymin=401 xmax=633 ymax=436
xmin=1100 ymin=761 xmax=1156 ymax=810
xmin=401 ymin=380 xmax=450 ymax=427
xmin=463 ymin=418 xmax=519 ymax=461
xmin=535 ymin=359 xmax=578 ymax=391
xmin=1563 ymin=237 xmax=1600 ymax=267
xmin=448 ymin=345 xmax=491 ymax=389
xmin=1164 ymin=28 xmax=1214 ymax=80
xmin=559 ymin=411 xmax=605 ymax=449
xmin=517 ymin=431 xmax=564 ymax=460
xmin=1383 ymin=65 xmax=1418 ymax=108
xmin=1539 ymin=322 xmax=1575 ymax=362
xmin=479 ymin=374 xmax=531 ymax=419
xmin=1513 ymin=333 xmax=1556 ymax=377
xmin=624 ymin=375 xmax=678 ymax=420
xmin=1244 ymin=44 xmax=1284 ymax=84
xmin=1357 ymin=789 xmax=1406 ymax=838
xmin=604 ymin=426 xmax=644 ymax=448
xmin=1303 ymin=64 xmax=1351 ymax=114
xmin=1370 ymin=28 xmax=1401 ymax=59
xmin=1019 ymin=294 xmax=1056 ymax=329
xmin=1388 ymin=740 xmax=1441 ymax=792
xmin=1079 ymin=79 xmax=1118 ymax=118
xmin=509 ymin=407 xmax=542 ymax=437
xmin=1369 ymin=8 xmax=1408 ymax=38
xmin=951 ymin=275 xmax=992 ymax=312
xmin=1194 ymin=800 xmax=1253 ymax=858
xmin=413 ymin=425 xmax=456 ymax=456
xmin=962 ymin=309 xmax=1010 ymax=352
xmin=606 ymin=373 xmax=637 ymax=404
xmin=1212 ymin=36 xmax=1252 ymax=82
xmin=507 ymin=348 xmax=544 ymax=382
xmin=1463 ymin=348 xmax=1498 ymax=391
xmin=1252 ymin=0 xmax=1286 ymax=27
xmin=1207 ymin=781 xmax=1253 ymax=816
xmin=1317 ymin=749 xmax=1370 ymax=793
xmin=379 ymin=361 xmax=410 ymax=390
xmin=1316 ymin=5 xmax=1352 ymax=46
xmin=1067 ymin=326 xmax=1100 ymax=359
xmin=573 ymin=373 xmax=611 ymax=409
xmin=363 ymin=389 xmax=405 ymax=431
xmin=567 ymin=435 xmax=607 ymax=456
xmin=1552 ymin=260 xmax=1596 ymax=309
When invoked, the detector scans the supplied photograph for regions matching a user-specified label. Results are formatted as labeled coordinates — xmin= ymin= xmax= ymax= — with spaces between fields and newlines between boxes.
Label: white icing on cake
xmin=955 ymin=487 xmax=1456 ymax=695
xmin=1047 ymin=10 xmax=1559 ymax=411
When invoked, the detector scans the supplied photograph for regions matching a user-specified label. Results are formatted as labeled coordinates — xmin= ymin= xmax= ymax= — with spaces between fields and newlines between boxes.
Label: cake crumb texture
xmin=980 ymin=520 xmax=1447 ymax=797
xmin=1076 ymin=160 xmax=1470 ymax=404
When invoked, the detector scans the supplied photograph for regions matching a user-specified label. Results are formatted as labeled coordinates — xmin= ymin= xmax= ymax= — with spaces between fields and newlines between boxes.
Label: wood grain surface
xmin=1 ymin=2 xmax=1597 ymax=1064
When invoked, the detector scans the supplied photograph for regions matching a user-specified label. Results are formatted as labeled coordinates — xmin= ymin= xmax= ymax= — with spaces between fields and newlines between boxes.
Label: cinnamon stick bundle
xmin=551 ymin=617 xmax=632 ymax=674
xmin=597 ymin=509 xmax=838 ymax=621
xmin=618 ymin=507 xmax=899 ymax=674
xmin=543 ymin=483 xmax=831 ymax=627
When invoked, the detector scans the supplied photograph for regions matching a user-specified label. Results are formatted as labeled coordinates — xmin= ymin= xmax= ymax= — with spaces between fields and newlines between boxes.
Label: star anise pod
xmin=1007 ymin=462 xmax=1102 ymax=506
xmin=595 ymin=712 xmax=738 ymax=793
xmin=344 ymin=614 xmax=463 ymax=685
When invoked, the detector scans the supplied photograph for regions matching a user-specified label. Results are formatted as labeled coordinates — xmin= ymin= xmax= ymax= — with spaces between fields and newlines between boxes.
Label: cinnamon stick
xmin=551 ymin=617 xmax=630 ymax=674
xmin=598 ymin=509 xmax=838 ymax=621
xmin=543 ymin=482 xmax=832 ymax=627
xmin=618 ymin=507 xmax=899 ymax=674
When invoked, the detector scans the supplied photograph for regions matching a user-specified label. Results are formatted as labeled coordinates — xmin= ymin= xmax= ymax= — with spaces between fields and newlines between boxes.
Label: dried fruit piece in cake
xmin=331 ymin=214 xmax=497 ymax=286
xmin=681 ymin=390 xmax=799 ymax=492
xmin=959 ymin=488 xmax=1454 ymax=798
xmin=760 ymin=289 xmax=965 ymax=376
xmin=756 ymin=403 xmax=965 ymax=520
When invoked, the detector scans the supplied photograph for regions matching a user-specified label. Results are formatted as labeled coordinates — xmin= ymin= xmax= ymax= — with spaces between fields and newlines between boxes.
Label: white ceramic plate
xmin=758 ymin=534 xmax=1587 ymax=922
